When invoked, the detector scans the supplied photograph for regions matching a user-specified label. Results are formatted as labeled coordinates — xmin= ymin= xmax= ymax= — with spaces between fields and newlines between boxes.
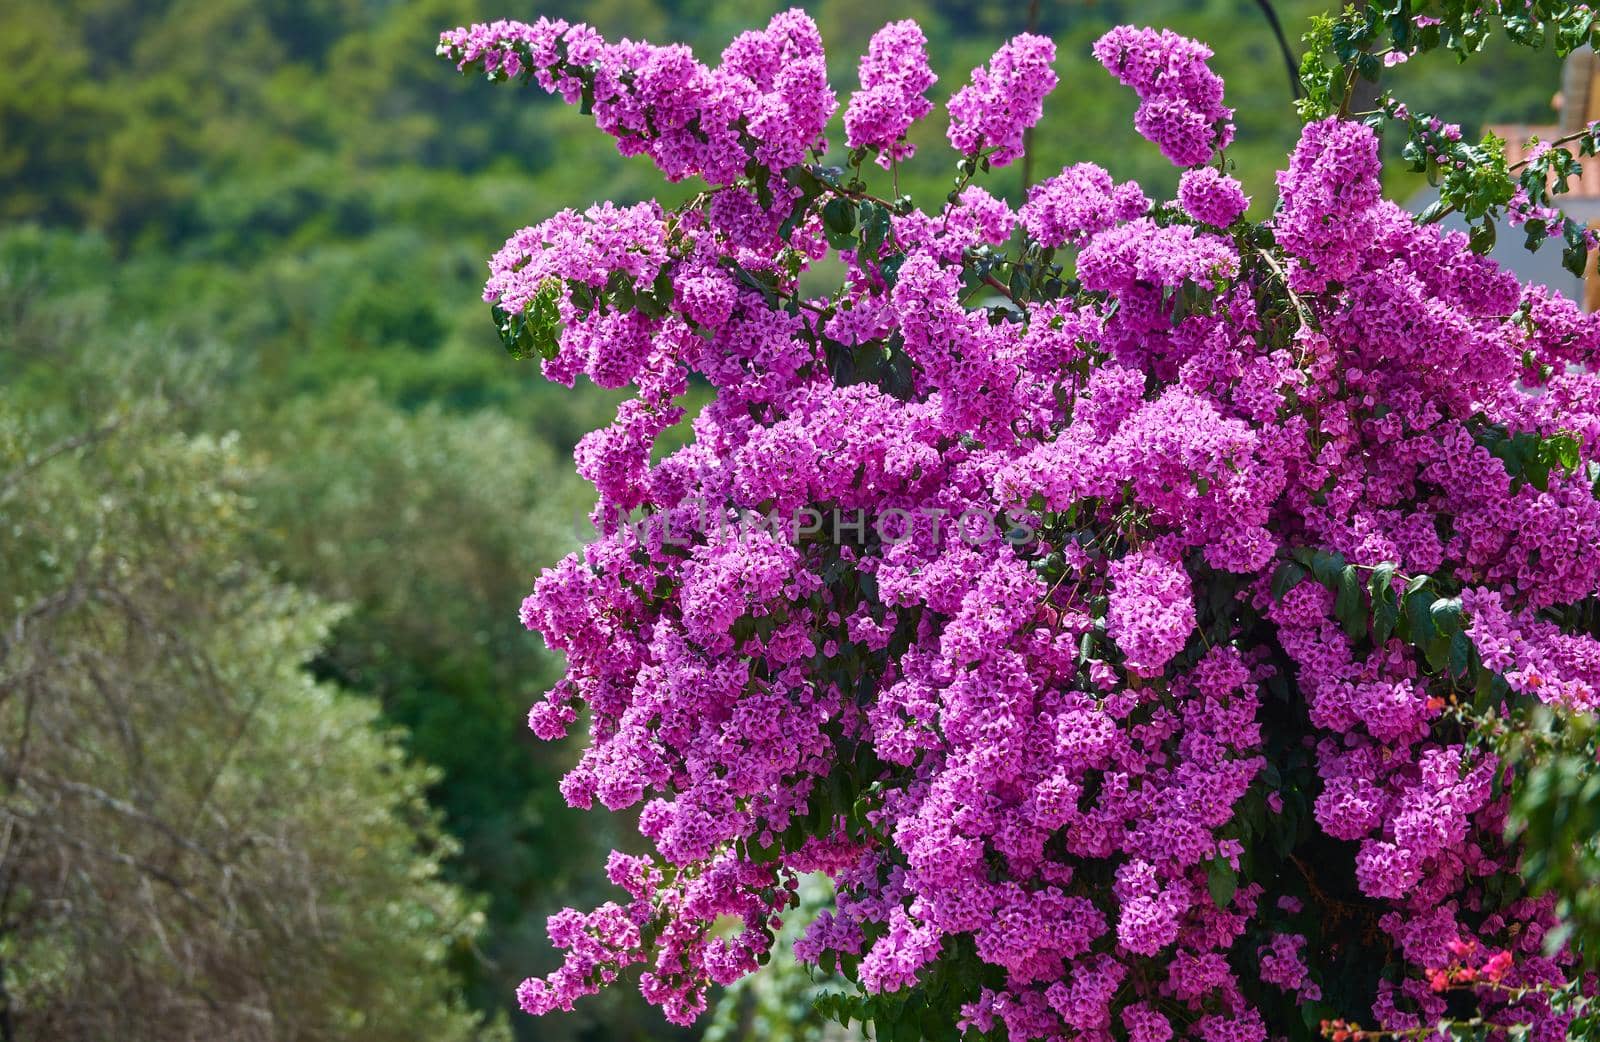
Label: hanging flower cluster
xmin=441 ymin=9 xmax=1600 ymax=1041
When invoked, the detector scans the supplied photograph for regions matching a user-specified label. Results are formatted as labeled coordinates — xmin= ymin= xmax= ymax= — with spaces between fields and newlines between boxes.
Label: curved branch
xmin=1254 ymin=0 xmax=1303 ymax=102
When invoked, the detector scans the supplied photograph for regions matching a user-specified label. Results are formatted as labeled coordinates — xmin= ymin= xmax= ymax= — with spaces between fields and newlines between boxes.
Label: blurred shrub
xmin=1503 ymin=705 xmax=1600 ymax=967
xmin=0 ymin=393 xmax=508 ymax=1042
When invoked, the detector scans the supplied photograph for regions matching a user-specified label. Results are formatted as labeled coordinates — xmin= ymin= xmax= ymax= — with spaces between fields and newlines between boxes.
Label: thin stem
xmin=941 ymin=147 xmax=1001 ymax=234
xmin=783 ymin=292 xmax=833 ymax=318
xmin=827 ymin=181 xmax=901 ymax=213
xmin=1337 ymin=59 xmax=1361 ymax=119
xmin=1255 ymin=248 xmax=1315 ymax=337
xmin=979 ymin=274 xmax=1018 ymax=305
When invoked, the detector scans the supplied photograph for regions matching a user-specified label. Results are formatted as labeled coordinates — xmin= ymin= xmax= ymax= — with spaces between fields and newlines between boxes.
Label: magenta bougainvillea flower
xmin=440 ymin=10 xmax=1600 ymax=1041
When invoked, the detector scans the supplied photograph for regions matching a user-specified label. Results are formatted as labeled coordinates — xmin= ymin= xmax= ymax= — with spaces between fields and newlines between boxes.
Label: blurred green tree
xmin=0 ymin=385 xmax=506 ymax=1042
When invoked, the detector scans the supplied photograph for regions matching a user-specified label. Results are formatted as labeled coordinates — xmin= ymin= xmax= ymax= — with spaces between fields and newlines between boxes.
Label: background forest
xmin=0 ymin=1 xmax=1570 ymax=1039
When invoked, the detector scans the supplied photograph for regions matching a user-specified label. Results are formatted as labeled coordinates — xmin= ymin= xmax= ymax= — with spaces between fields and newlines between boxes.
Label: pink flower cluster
xmin=945 ymin=33 xmax=1059 ymax=166
xmin=1106 ymin=550 xmax=1197 ymax=676
xmin=1020 ymin=163 xmax=1151 ymax=248
xmin=1178 ymin=167 xmax=1249 ymax=227
xmin=440 ymin=11 xmax=834 ymax=184
xmin=445 ymin=13 xmax=1600 ymax=1042
xmin=1273 ymin=116 xmax=1385 ymax=289
xmin=844 ymin=20 xmax=937 ymax=168
xmin=1093 ymin=26 xmax=1235 ymax=167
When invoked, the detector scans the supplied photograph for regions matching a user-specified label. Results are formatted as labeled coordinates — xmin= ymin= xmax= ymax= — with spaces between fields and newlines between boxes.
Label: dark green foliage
xmin=494 ymin=280 xmax=564 ymax=360
xmin=1503 ymin=709 xmax=1600 ymax=969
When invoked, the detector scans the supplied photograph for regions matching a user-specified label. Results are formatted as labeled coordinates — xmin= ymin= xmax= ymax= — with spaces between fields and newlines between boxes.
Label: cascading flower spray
xmin=440 ymin=6 xmax=1600 ymax=1039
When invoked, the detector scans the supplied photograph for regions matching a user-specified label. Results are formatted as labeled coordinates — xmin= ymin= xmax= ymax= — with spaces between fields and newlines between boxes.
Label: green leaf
xmin=1310 ymin=550 xmax=1348 ymax=586
xmin=1403 ymin=589 xmax=1439 ymax=644
xmin=822 ymin=197 xmax=857 ymax=236
xmin=1430 ymin=596 xmax=1465 ymax=636
xmin=1473 ymin=654 xmax=1501 ymax=709
xmin=1562 ymin=219 xmax=1591 ymax=277
xmin=1423 ymin=633 xmax=1452 ymax=672
xmin=1367 ymin=563 xmax=1399 ymax=644
xmin=1208 ymin=859 xmax=1238 ymax=908
xmin=858 ymin=201 xmax=890 ymax=260
xmin=1447 ymin=630 xmax=1471 ymax=678
xmin=1373 ymin=590 xmax=1399 ymax=647
xmin=826 ymin=227 xmax=859 ymax=252
xmin=1540 ymin=431 xmax=1583 ymax=475
xmin=1271 ymin=561 xmax=1308 ymax=602
xmin=1469 ymin=218 xmax=1497 ymax=254
xmin=490 ymin=277 xmax=563 ymax=361
xmin=1335 ymin=565 xmax=1367 ymax=640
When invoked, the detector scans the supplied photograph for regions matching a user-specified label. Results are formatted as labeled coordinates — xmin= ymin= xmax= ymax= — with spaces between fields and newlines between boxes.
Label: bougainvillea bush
xmin=439 ymin=5 xmax=1600 ymax=1040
